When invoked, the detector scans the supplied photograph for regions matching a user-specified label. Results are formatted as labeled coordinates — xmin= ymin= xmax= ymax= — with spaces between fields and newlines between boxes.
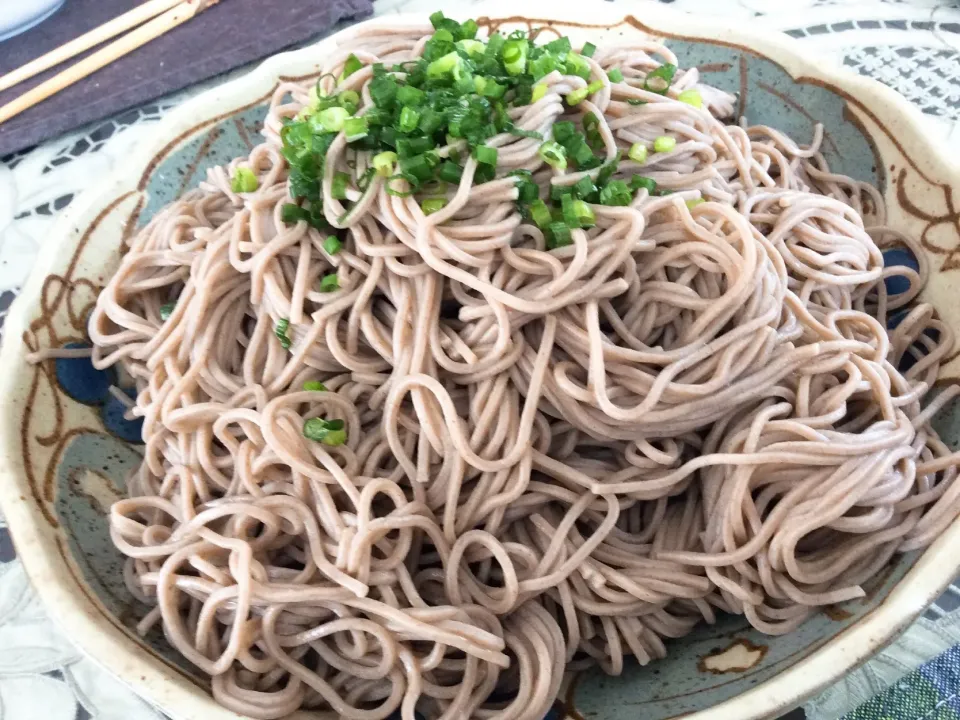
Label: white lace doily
xmin=0 ymin=1 xmax=959 ymax=718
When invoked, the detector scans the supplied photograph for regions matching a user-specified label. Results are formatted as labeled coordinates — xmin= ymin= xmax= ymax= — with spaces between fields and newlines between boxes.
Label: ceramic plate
xmin=1 ymin=2 xmax=960 ymax=719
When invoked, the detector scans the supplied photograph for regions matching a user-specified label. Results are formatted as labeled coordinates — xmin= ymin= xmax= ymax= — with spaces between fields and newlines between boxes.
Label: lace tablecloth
xmin=1 ymin=1 xmax=959 ymax=718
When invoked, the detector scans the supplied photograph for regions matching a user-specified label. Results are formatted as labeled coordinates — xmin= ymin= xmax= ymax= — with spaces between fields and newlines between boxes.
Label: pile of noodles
xmin=76 ymin=22 xmax=960 ymax=720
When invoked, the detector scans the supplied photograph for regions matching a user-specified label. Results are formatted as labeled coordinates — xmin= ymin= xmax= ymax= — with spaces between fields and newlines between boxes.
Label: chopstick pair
xmin=0 ymin=0 xmax=221 ymax=125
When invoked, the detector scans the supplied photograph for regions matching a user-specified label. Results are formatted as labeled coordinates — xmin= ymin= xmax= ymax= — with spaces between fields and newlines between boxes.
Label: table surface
xmin=1 ymin=1 xmax=959 ymax=719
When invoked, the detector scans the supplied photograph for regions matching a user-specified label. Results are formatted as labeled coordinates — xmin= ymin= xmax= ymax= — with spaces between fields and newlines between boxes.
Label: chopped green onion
xmin=510 ymin=170 xmax=539 ymax=204
xmin=686 ymin=198 xmax=706 ymax=209
xmin=573 ymin=175 xmax=597 ymax=199
xmin=630 ymin=175 xmax=657 ymax=193
xmin=319 ymin=273 xmax=340 ymax=292
xmin=439 ymin=161 xmax=464 ymax=184
xmin=318 ymin=106 xmax=349 ymax=132
xmin=677 ymin=89 xmax=703 ymax=108
xmin=530 ymin=53 xmax=559 ymax=80
xmin=369 ymin=74 xmax=398 ymax=108
xmin=473 ymin=144 xmax=498 ymax=166
xmin=565 ymin=53 xmax=591 ymax=80
xmin=339 ymin=54 xmax=363 ymax=83
xmin=581 ymin=42 xmax=597 ymax=58
xmin=543 ymin=36 xmax=571 ymax=55
xmin=628 ymin=143 xmax=648 ymax=164
xmin=343 ymin=116 xmax=369 ymax=142
xmin=547 ymin=222 xmax=572 ymax=249
xmin=573 ymin=199 xmax=595 ymax=227
xmin=323 ymin=235 xmax=342 ymax=255
xmin=397 ymin=136 xmax=433 ymax=157
xmin=599 ymin=179 xmax=632 ymax=206
xmin=422 ymin=197 xmax=448 ymax=215
xmin=644 ymin=63 xmax=677 ymax=95
xmin=339 ymin=90 xmax=360 ymax=114
xmin=275 ymin=318 xmax=292 ymax=350
xmin=399 ymin=106 xmax=420 ymax=133
xmin=303 ymin=381 xmax=327 ymax=392
xmin=529 ymin=199 xmax=552 ymax=228
xmin=457 ymin=39 xmax=485 ymax=56
xmin=567 ymin=79 xmax=604 ymax=105
xmin=282 ymin=203 xmax=308 ymax=224
xmin=486 ymin=33 xmax=506 ymax=59
xmin=607 ymin=68 xmax=624 ymax=83
xmin=566 ymin=87 xmax=589 ymax=106
xmin=503 ymin=39 xmax=528 ymax=76
xmin=561 ymin=194 xmax=581 ymax=228
xmin=427 ymin=51 xmax=462 ymax=79
xmin=373 ymin=151 xmax=398 ymax=176
xmin=159 ymin=302 xmax=175 ymax=321
xmin=531 ymin=83 xmax=548 ymax=103
xmin=303 ymin=417 xmax=347 ymax=446
xmin=552 ymin=121 xmax=577 ymax=144
xmin=596 ymin=150 xmax=622 ymax=186
xmin=538 ymin=141 xmax=567 ymax=170
xmin=230 ymin=167 xmax=258 ymax=193
xmin=332 ymin=172 xmax=350 ymax=200
xmin=397 ymin=85 xmax=424 ymax=107
xmin=400 ymin=152 xmax=438 ymax=183
xmin=654 ymin=135 xmax=677 ymax=153
xmin=460 ymin=18 xmax=478 ymax=39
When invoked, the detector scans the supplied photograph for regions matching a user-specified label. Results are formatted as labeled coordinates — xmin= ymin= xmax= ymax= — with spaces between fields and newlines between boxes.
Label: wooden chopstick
xmin=0 ymin=0 xmax=185 ymax=94
xmin=0 ymin=0 xmax=221 ymax=126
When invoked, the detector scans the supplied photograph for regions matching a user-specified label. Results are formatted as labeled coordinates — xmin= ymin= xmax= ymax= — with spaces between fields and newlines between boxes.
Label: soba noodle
xmin=78 ymin=19 xmax=960 ymax=720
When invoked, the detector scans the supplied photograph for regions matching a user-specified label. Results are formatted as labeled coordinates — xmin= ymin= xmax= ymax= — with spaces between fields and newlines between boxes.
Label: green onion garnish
xmin=318 ymin=106 xmax=349 ymax=132
xmin=281 ymin=203 xmax=308 ymax=224
xmin=230 ymin=167 xmax=258 ymax=193
xmin=573 ymin=176 xmax=597 ymax=199
xmin=581 ymin=42 xmax=597 ymax=58
xmin=607 ymin=68 xmax=624 ymax=83
xmin=397 ymin=85 xmax=424 ymax=107
xmin=678 ymin=89 xmax=703 ymax=108
xmin=457 ymin=39 xmax=485 ymax=56
xmin=573 ymin=199 xmax=595 ymax=227
xmin=565 ymin=53 xmax=590 ymax=80
xmin=323 ymin=236 xmax=342 ymax=255
xmin=552 ymin=121 xmax=576 ymax=144
xmin=319 ymin=273 xmax=339 ymax=292
xmin=159 ymin=302 xmax=175 ymax=321
xmin=539 ymin=141 xmax=567 ymax=170
xmin=630 ymin=175 xmax=657 ymax=193
xmin=439 ymin=161 xmax=464 ymax=184
xmin=503 ymin=38 xmax=528 ymax=75
xmin=373 ymin=151 xmax=397 ymax=177
xmin=531 ymin=83 xmax=548 ymax=103
xmin=427 ymin=51 xmax=462 ymax=79
xmin=344 ymin=116 xmax=369 ymax=142
xmin=399 ymin=106 xmax=421 ymax=133
xmin=339 ymin=54 xmax=363 ymax=82
xmin=339 ymin=90 xmax=360 ymax=114
xmin=473 ymin=144 xmax=498 ymax=166
xmin=644 ymin=63 xmax=677 ymax=95
xmin=654 ymin=135 xmax=677 ymax=153
xmin=547 ymin=222 xmax=572 ymax=249
xmin=275 ymin=318 xmax=292 ymax=350
xmin=628 ymin=143 xmax=648 ymax=164
xmin=332 ymin=171 xmax=350 ymax=200
xmin=422 ymin=197 xmax=448 ymax=215
xmin=303 ymin=417 xmax=347 ymax=446
xmin=599 ymin=179 xmax=632 ymax=206
xmin=303 ymin=381 xmax=327 ymax=392
xmin=686 ymin=197 xmax=706 ymax=209
xmin=529 ymin=199 xmax=552 ymax=228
